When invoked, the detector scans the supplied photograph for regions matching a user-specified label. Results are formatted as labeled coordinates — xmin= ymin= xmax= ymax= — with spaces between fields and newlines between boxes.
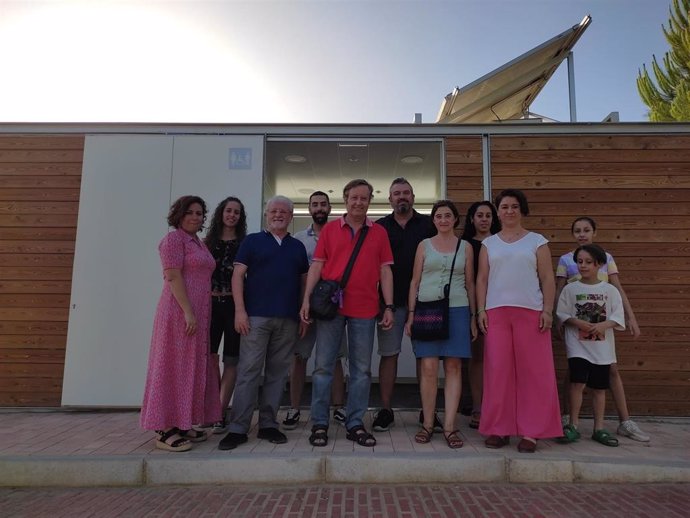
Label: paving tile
xmin=0 ymin=410 xmax=689 ymax=487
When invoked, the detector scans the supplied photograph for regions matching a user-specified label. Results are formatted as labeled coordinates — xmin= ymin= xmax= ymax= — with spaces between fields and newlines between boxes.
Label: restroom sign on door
xmin=229 ymin=148 xmax=252 ymax=170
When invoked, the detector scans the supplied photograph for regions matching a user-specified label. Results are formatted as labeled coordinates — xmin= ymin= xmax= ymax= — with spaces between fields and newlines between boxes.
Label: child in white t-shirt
xmin=555 ymin=216 xmax=649 ymax=443
xmin=557 ymin=244 xmax=625 ymax=447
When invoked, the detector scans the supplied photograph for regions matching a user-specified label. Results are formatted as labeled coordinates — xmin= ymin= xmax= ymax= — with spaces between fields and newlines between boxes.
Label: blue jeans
xmin=311 ymin=315 xmax=376 ymax=430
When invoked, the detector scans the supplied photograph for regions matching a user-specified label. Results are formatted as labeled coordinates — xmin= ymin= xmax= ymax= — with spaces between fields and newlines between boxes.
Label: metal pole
xmin=567 ymin=51 xmax=577 ymax=122
xmin=482 ymin=134 xmax=491 ymax=200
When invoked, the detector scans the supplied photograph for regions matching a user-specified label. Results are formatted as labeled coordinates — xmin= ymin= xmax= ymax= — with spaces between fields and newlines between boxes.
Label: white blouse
xmin=483 ymin=231 xmax=548 ymax=311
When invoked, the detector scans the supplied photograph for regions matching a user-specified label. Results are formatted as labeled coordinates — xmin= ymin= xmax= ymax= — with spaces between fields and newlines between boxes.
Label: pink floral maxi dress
xmin=140 ymin=229 xmax=221 ymax=430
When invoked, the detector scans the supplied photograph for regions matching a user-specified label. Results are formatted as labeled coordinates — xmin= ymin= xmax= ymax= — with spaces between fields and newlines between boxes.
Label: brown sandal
xmin=469 ymin=411 xmax=481 ymax=429
xmin=414 ymin=426 xmax=433 ymax=444
xmin=443 ymin=429 xmax=464 ymax=449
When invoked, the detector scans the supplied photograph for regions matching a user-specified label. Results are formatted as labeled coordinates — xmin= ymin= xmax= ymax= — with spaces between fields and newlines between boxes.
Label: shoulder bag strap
xmin=443 ymin=237 xmax=462 ymax=298
xmin=340 ymin=225 xmax=369 ymax=289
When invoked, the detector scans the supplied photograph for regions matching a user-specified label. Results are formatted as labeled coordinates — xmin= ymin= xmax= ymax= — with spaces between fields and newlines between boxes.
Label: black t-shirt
xmin=468 ymin=237 xmax=482 ymax=281
xmin=210 ymin=239 xmax=241 ymax=293
xmin=376 ymin=211 xmax=436 ymax=307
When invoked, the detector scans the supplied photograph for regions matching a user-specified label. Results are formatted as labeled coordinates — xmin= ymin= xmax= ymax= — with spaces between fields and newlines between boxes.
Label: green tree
xmin=637 ymin=0 xmax=690 ymax=121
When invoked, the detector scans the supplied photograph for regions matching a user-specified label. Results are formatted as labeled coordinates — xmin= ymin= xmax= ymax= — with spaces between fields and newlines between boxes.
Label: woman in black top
xmin=205 ymin=196 xmax=247 ymax=432
xmin=460 ymin=200 xmax=500 ymax=430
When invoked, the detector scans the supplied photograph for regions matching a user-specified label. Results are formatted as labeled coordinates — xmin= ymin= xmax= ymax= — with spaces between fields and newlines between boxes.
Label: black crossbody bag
xmin=309 ymin=226 xmax=369 ymax=320
xmin=410 ymin=238 xmax=461 ymax=341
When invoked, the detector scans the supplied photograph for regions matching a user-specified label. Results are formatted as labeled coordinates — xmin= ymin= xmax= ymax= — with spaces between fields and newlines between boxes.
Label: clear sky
xmin=0 ymin=0 xmax=672 ymax=124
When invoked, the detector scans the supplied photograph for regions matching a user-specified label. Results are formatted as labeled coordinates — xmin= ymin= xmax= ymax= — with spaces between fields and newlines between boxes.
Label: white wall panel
xmin=62 ymin=134 xmax=266 ymax=406
xmin=171 ymin=135 xmax=264 ymax=233
xmin=62 ymin=135 xmax=174 ymax=406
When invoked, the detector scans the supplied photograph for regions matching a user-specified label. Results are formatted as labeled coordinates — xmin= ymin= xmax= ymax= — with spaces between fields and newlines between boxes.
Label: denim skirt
xmin=412 ymin=306 xmax=472 ymax=359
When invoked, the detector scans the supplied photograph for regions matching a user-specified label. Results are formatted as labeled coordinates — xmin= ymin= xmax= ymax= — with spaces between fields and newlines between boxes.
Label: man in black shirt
xmin=372 ymin=178 xmax=437 ymax=432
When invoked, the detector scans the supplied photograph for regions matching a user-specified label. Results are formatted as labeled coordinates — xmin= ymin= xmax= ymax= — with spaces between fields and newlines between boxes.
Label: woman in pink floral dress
xmin=140 ymin=195 xmax=221 ymax=451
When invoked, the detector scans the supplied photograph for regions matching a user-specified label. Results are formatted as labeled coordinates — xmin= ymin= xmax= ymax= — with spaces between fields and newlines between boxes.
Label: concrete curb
xmin=145 ymin=455 xmax=324 ymax=486
xmin=325 ymin=454 xmax=505 ymax=484
xmin=0 ymin=457 xmax=143 ymax=487
xmin=573 ymin=460 xmax=690 ymax=483
xmin=2 ymin=454 xmax=690 ymax=487
xmin=507 ymin=458 xmax=574 ymax=483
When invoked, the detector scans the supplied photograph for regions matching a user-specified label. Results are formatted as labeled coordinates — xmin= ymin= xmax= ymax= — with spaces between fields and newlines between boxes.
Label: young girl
xmin=459 ymin=201 xmax=501 ymax=429
xmin=204 ymin=197 xmax=247 ymax=433
xmin=557 ymin=244 xmax=625 ymax=447
xmin=555 ymin=216 xmax=649 ymax=442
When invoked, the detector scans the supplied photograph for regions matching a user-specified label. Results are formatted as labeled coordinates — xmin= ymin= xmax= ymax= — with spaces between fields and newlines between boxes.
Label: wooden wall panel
xmin=487 ymin=134 xmax=690 ymax=417
xmin=445 ymin=137 xmax=484 ymax=210
xmin=0 ymin=135 xmax=83 ymax=407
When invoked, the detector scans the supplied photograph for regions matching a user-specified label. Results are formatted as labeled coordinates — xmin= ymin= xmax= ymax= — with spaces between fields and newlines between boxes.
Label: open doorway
xmin=265 ymin=138 xmax=444 ymax=233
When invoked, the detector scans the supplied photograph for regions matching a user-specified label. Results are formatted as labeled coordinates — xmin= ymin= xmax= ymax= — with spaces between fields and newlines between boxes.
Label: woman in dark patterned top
xmin=205 ymin=196 xmax=247 ymax=433
xmin=460 ymin=201 xmax=500 ymax=430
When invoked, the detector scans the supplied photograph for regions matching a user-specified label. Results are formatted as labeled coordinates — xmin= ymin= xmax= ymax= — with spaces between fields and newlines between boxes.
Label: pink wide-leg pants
xmin=479 ymin=307 xmax=562 ymax=439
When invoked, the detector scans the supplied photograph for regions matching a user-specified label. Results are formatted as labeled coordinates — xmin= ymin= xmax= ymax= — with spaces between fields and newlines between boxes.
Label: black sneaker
xmin=211 ymin=420 xmax=228 ymax=434
xmin=419 ymin=410 xmax=443 ymax=433
xmin=257 ymin=427 xmax=288 ymax=444
xmin=218 ymin=432 xmax=248 ymax=451
xmin=282 ymin=408 xmax=301 ymax=430
xmin=372 ymin=408 xmax=395 ymax=431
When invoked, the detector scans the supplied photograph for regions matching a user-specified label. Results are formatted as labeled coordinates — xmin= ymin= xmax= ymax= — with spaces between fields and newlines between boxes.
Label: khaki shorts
xmin=294 ymin=322 xmax=347 ymax=360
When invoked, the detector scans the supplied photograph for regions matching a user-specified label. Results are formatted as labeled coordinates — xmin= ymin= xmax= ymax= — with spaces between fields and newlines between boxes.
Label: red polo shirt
xmin=313 ymin=215 xmax=394 ymax=319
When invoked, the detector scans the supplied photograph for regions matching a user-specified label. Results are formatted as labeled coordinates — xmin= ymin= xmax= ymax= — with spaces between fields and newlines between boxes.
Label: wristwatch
xmin=384 ymin=304 xmax=395 ymax=312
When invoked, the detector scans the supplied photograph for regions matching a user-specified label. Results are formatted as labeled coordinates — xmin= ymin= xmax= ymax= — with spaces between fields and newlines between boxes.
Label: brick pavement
xmin=1 ymin=483 xmax=689 ymax=517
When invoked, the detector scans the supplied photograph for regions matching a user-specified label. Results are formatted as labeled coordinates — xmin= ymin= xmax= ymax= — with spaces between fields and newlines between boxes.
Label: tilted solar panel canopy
xmin=436 ymin=15 xmax=591 ymax=124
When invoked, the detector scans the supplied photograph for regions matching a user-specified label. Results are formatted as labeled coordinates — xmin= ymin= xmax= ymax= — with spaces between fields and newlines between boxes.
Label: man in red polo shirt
xmin=300 ymin=179 xmax=394 ymax=448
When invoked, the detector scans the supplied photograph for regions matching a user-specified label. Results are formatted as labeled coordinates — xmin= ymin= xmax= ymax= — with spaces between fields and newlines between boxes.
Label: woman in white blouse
xmin=476 ymin=189 xmax=561 ymax=453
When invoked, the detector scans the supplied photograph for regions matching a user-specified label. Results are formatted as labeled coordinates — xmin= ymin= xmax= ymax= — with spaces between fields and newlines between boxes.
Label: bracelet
xmin=408 ymin=310 xmax=415 ymax=313
xmin=476 ymin=308 xmax=486 ymax=314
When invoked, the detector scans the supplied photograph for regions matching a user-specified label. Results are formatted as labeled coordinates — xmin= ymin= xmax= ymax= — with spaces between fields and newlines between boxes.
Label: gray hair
xmin=265 ymin=195 xmax=294 ymax=212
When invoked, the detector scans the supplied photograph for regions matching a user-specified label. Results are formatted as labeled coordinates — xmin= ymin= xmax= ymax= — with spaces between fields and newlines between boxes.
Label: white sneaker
xmin=333 ymin=407 xmax=347 ymax=426
xmin=617 ymin=419 xmax=651 ymax=442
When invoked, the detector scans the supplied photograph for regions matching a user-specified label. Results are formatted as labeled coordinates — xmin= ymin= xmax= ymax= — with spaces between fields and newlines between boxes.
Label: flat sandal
xmin=414 ymin=426 xmax=433 ymax=444
xmin=443 ymin=429 xmax=464 ymax=449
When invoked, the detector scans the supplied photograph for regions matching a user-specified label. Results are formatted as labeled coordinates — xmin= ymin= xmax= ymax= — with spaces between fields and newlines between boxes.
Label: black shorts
xmin=210 ymin=296 xmax=241 ymax=365
xmin=568 ymin=357 xmax=610 ymax=390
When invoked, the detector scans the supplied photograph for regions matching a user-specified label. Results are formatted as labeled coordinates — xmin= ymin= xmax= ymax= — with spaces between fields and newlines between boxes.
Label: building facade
xmin=1 ymin=123 xmax=688 ymax=415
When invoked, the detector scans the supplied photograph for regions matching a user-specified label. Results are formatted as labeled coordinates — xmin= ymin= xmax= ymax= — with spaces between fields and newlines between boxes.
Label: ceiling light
xmin=284 ymin=154 xmax=307 ymax=163
xmin=401 ymin=155 xmax=423 ymax=164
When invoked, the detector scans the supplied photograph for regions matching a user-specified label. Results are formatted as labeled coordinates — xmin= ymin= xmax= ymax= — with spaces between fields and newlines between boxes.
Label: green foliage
xmin=637 ymin=0 xmax=690 ymax=121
